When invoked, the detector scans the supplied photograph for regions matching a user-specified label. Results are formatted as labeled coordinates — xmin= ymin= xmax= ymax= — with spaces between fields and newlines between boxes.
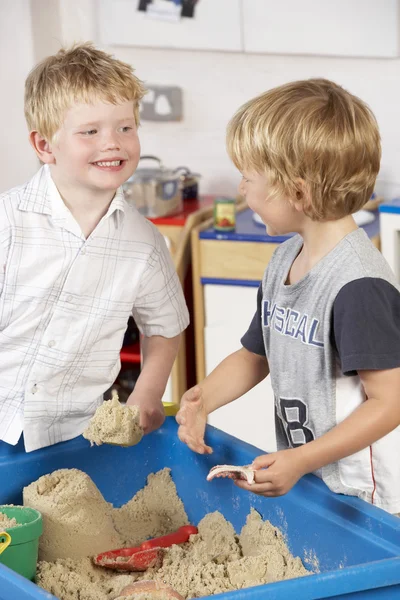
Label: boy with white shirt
xmin=176 ymin=79 xmax=400 ymax=514
xmin=0 ymin=43 xmax=189 ymax=452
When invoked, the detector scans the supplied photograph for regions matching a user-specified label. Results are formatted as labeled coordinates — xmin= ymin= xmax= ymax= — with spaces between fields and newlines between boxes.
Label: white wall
xmin=0 ymin=0 xmax=38 ymax=192
xmin=1 ymin=0 xmax=400 ymax=200
xmin=113 ymin=48 xmax=400 ymax=198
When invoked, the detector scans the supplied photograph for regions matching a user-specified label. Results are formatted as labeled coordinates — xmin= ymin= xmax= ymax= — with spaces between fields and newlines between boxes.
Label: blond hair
xmin=24 ymin=42 xmax=146 ymax=141
xmin=227 ymin=79 xmax=381 ymax=220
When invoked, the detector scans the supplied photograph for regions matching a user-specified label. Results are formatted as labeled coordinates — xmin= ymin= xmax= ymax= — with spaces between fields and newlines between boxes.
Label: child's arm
xmin=236 ymin=367 xmax=400 ymax=497
xmin=176 ymin=347 xmax=269 ymax=454
xmin=127 ymin=333 xmax=181 ymax=434
xmin=128 ymin=224 xmax=190 ymax=433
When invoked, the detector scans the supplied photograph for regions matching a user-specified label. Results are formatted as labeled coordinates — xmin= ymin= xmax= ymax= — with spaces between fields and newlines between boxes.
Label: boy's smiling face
xmin=48 ymin=99 xmax=140 ymax=194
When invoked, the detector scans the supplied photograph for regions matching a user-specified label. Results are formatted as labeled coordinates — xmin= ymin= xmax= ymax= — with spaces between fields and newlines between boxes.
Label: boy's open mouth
xmin=92 ymin=160 xmax=125 ymax=171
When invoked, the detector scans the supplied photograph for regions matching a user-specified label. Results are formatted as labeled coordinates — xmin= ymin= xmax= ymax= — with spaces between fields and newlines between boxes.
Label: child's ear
xmin=293 ymin=178 xmax=311 ymax=213
xmin=29 ymin=131 xmax=56 ymax=164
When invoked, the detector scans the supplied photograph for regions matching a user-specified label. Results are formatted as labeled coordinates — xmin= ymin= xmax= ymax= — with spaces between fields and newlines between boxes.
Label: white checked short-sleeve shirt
xmin=0 ymin=165 xmax=189 ymax=451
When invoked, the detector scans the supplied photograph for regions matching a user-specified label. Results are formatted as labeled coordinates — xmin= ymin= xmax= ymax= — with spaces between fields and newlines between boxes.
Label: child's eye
xmin=81 ymin=129 xmax=97 ymax=135
xmin=121 ymin=126 xmax=132 ymax=133
xmin=242 ymin=176 xmax=250 ymax=183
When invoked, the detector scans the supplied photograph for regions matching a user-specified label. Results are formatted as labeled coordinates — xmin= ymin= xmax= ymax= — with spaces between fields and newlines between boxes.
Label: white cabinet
xmin=204 ymin=284 xmax=276 ymax=452
xmin=242 ymin=0 xmax=399 ymax=58
xmin=99 ymin=0 xmax=399 ymax=58
xmin=98 ymin=0 xmax=242 ymax=52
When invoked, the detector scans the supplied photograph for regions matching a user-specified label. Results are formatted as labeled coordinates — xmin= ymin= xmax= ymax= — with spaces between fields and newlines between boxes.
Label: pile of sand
xmin=23 ymin=469 xmax=123 ymax=561
xmin=0 ymin=512 xmax=20 ymax=529
xmin=145 ymin=510 xmax=308 ymax=598
xmin=83 ymin=394 xmax=143 ymax=447
xmin=113 ymin=468 xmax=189 ymax=547
xmin=117 ymin=594 xmax=178 ymax=600
xmin=25 ymin=468 xmax=310 ymax=600
xmin=119 ymin=596 xmax=175 ymax=600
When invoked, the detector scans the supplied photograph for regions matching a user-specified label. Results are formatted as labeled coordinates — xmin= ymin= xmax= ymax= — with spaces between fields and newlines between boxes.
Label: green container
xmin=0 ymin=506 xmax=42 ymax=581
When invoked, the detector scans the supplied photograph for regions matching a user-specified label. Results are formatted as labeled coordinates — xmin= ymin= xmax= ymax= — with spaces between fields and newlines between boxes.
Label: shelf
xmin=149 ymin=196 xmax=215 ymax=226
xmin=120 ymin=342 xmax=141 ymax=364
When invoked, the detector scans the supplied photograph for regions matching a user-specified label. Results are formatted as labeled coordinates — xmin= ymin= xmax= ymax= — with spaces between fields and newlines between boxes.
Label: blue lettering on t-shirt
xmin=263 ymin=300 xmax=276 ymax=327
xmin=262 ymin=300 xmax=324 ymax=348
xmin=294 ymin=314 xmax=307 ymax=343
xmin=275 ymin=306 xmax=285 ymax=333
xmin=284 ymin=309 xmax=299 ymax=337
xmin=308 ymin=318 xmax=324 ymax=347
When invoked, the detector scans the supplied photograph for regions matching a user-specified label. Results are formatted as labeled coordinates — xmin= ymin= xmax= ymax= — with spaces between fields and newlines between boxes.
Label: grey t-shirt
xmin=242 ymin=228 xmax=400 ymax=513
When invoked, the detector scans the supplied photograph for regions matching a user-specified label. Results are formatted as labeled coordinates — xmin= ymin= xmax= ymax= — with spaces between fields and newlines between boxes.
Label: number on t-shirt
xmin=278 ymin=397 xmax=315 ymax=447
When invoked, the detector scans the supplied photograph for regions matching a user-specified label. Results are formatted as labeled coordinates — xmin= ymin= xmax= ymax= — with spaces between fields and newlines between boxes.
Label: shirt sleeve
xmin=132 ymin=227 xmax=189 ymax=338
xmin=332 ymin=277 xmax=400 ymax=375
xmin=240 ymin=283 xmax=266 ymax=356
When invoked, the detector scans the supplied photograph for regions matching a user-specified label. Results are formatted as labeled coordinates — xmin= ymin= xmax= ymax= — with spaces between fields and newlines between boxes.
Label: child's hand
xmin=234 ymin=449 xmax=306 ymax=497
xmin=127 ymin=394 xmax=165 ymax=435
xmin=176 ymin=386 xmax=213 ymax=454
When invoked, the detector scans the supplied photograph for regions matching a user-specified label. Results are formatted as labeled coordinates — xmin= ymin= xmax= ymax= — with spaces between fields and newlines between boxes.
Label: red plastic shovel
xmin=93 ymin=525 xmax=198 ymax=572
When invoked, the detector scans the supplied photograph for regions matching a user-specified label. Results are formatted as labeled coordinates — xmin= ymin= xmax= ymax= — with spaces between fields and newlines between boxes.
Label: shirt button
xmin=31 ymin=384 xmax=38 ymax=394
xmin=81 ymin=247 xmax=86 ymax=255
xmin=66 ymin=295 xmax=74 ymax=303
xmin=48 ymin=340 xmax=56 ymax=348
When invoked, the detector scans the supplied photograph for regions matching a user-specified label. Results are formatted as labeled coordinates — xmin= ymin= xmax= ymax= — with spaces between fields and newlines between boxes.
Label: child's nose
xmin=102 ymin=131 xmax=120 ymax=151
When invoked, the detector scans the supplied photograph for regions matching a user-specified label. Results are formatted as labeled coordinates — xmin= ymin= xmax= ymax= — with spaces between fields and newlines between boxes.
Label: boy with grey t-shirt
xmin=242 ymin=228 xmax=400 ymax=513
xmin=176 ymin=78 xmax=400 ymax=514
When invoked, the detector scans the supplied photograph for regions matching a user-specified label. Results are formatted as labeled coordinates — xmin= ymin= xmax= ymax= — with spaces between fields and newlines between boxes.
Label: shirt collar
xmin=18 ymin=164 xmax=53 ymax=215
xmin=105 ymin=187 xmax=126 ymax=229
xmin=18 ymin=164 xmax=127 ymax=227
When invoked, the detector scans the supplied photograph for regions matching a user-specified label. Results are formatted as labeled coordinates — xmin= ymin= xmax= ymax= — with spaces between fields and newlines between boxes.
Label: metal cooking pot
xmin=123 ymin=156 xmax=184 ymax=218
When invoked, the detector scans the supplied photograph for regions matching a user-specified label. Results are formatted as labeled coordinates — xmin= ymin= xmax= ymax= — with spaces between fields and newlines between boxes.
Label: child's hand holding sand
xmin=127 ymin=392 xmax=165 ymax=435
xmin=83 ymin=391 xmax=143 ymax=447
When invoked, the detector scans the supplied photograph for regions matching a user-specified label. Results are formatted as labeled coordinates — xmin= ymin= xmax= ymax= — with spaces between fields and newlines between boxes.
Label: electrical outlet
xmin=140 ymin=85 xmax=183 ymax=122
